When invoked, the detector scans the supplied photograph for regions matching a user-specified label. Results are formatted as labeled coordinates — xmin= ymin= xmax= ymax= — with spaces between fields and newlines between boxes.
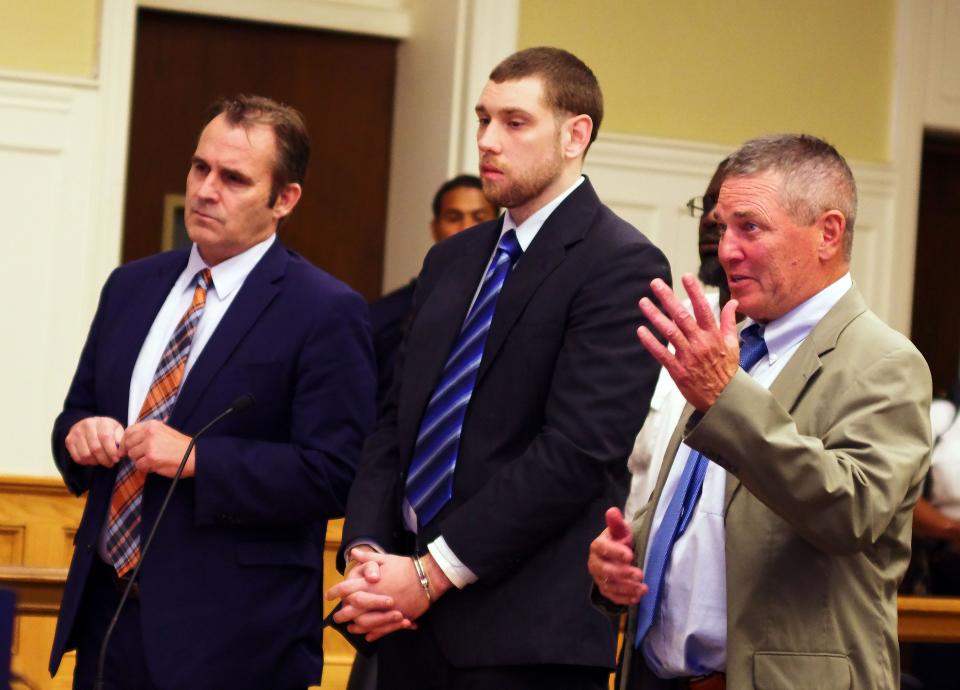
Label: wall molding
xmin=139 ymin=0 xmax=412 ymax=38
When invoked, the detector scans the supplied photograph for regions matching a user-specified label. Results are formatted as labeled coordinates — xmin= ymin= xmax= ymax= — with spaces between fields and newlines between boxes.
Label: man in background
xmin=51 ymin=95 xmax=375 ymax=690
xmin=330 ymin=47 xmax=670 ymax=690
xmin=370 ymin=175 xmax=498 ymax=404
xmin=625 ymin=158 xmax=729 ymax=519
xmin=591 ymin=134 xmax=931 ymax=689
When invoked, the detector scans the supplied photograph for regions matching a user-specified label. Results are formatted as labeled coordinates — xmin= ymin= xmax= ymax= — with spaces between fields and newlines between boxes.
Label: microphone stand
xmin=94 ymin=394 xmax=254 ymax=689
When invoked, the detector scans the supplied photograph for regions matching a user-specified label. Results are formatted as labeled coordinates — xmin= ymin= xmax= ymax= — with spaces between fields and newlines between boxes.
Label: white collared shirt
xmin=642 ymin=273 xmax=853 ymax=678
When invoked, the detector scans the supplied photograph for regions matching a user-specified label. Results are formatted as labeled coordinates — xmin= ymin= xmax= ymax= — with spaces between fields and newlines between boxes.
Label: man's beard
xmin=481 ymin=142 xmax=563 ymax=211
xmin=698 ymin=255 xmax=726 ymax=289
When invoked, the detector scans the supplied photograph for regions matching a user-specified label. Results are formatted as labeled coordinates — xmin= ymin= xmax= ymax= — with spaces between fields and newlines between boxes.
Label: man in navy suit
xmin=50 ymin=95 xmax=376 ymax=690
xmin=329 ymin=48 xmax=670 ymax=690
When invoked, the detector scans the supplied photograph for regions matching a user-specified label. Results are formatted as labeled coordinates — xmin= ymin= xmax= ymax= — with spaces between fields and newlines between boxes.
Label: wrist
xmin=420 ymin=553 xmax=453 ymax=599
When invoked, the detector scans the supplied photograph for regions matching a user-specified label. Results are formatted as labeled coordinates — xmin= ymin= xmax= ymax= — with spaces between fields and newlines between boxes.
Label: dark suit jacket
xmin=50 ymin=240 xmax=376 ymax=690
xmin=370 ymin=280 xmax=417 ymax=406
xmin=341 ymin=179 xmax=671 ymax=670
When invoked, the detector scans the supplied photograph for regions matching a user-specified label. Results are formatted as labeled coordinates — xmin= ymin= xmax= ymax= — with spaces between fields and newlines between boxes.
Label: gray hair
xmin=726 ymin=133 xmax=857 ymax=259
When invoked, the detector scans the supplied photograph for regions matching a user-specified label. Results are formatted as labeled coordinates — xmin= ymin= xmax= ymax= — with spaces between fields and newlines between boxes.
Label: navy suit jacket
xmin=50 ymin=239 xmax=376 ymax=689
xmin=341 ymin=179 xmax=671 ymax=670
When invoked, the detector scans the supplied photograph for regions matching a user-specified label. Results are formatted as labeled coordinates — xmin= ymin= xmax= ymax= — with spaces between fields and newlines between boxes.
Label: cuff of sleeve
xmin=428 ymin=537 xmax=477 ymax=589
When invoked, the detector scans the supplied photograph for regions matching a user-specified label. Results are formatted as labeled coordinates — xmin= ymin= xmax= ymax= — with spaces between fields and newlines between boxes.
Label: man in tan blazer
xmin=589 ymin=133 xmax=932 ymax=690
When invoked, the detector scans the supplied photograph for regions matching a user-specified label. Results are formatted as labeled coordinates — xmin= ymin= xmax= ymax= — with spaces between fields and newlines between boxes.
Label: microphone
xmin=94 ymin=394 xmax=256 ymax=689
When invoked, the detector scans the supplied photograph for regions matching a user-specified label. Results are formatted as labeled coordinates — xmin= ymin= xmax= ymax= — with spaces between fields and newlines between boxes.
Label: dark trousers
xmin=71 ymin=557 xmax=306 ymax=690
xmin=71 ymin=557 xmax=157 ymax=690
xmin=377 ymin=628 xmax=609 ymax=690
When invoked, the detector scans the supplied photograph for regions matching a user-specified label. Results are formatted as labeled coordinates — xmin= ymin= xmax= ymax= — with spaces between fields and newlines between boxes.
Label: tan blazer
xmin=620 ymin=287 xmax=932 ymax=690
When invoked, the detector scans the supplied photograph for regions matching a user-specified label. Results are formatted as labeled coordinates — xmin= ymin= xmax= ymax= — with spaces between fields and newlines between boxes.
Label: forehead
xmin=716 ymin=171 xmax=783 ymax=219
xmin=196 ymin=114 xmax=277 ymax=165
xmin=476 ymin=76 xmax=548 ymax=113
xmin=441 ymin=186 xmax=493 ymax=212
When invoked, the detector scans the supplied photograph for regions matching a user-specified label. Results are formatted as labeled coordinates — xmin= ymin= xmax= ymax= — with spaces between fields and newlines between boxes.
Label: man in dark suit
xmin=370 ymin=175 xmax=498 ymax=406
xmin=328 ymin=47 xmax=670 ymax=690
xmin=50 ymin=95 xmax=376 ymax=690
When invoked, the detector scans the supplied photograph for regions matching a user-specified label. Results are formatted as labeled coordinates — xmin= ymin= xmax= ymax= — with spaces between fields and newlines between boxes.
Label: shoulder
xmin=278 ymin=249 xmax=368 ymax=323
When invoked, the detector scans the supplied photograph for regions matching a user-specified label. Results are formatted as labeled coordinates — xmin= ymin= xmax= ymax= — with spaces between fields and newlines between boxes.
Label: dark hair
xmin=726 ymin=134 xmax=858 ymax=259
xmin=489 ymin=47 xmax=603 ymax=149
xmin=204 ymin=94 xmax=310 ymax=207
xmin=431 ymin=174 xmax=499 ymax=219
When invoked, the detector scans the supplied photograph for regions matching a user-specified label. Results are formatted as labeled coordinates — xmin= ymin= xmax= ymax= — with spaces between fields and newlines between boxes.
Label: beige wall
xmin=519 ymin=0 xmax=895 ymax=162
xmin=0 ymin=0 xmax=99 ymax=77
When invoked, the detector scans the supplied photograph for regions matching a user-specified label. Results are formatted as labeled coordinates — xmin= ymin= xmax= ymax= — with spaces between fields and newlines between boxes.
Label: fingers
xmin=345 ymin=608 xmax=405 ymax=631
xmin=327 ymin=575 xmax=377 ymax=602
xmin=604 ymin=507 xmax=633 ymax=544
xmin=65 ymin=417 xmax=124 ymax=467
xmin=344 ymin=590 xmax=396 ymax=611
xmin=601 ymin=577 xmax=648 ymax=606
xmin=639 ymin=297 xmax=690 ymax=354
xmin=719 ymin=298 xmax=740 ymax=350
xmin=682 ymin=274 xmax=720 ymax=331
xmin=647 ymin=278 xmax=701 ymax=340
xmin=363 ymin=618 xmax=417 ymax=642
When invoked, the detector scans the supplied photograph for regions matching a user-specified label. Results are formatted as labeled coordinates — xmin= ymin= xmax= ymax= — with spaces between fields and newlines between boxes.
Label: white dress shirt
xmin=642 ymin=273 xmax=852 ymax=678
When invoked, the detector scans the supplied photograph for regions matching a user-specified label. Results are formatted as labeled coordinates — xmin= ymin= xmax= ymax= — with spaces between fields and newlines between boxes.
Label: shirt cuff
xmin=428 ymin=537 xmax=477 ymax=589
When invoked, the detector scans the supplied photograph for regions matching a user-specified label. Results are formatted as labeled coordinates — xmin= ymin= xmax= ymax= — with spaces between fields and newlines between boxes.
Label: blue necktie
xmin=405 ymin=230 xmax=523 ymax=528
xmin=634 ymin=322 xmax=767 ymax=647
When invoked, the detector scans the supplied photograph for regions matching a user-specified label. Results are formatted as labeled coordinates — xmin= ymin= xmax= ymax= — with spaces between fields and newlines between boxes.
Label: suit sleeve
xmin=438 ymin=239 xmax=670 ymax=579
xmin=51 ymin=270 xmax=120 ymax=496
xmin=193 ymin=287 xmax=377 ymax=526
xmin=685 ymin=345 xmax=932 ymax=554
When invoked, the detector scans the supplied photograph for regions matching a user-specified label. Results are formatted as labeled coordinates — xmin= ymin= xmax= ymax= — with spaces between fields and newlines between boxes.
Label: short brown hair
xmin=726 ymin=133 xmax=858 ymax=259
xmin=204 ymin=94 xmax=310 ymax=207
xmin=489 ymin=47 xmax=603 ymax=150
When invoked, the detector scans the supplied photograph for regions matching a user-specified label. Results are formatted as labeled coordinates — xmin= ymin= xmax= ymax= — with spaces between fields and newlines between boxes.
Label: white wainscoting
xmin=0 ymin=75 xmax=106 ymax=478
xmin=584 ymin=133 xmax=899 ymax=327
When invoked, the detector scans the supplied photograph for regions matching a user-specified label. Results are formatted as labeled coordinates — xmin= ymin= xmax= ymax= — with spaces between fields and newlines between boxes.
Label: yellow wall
xmin=0 ymin=0 xmax=99 ymax=77
xmin=519 ymin=0 xmax=895 ymax=161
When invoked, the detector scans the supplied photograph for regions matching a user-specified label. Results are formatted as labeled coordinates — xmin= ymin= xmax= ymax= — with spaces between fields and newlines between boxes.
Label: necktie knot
xmin=738 ymin=323 xmax=767 ymax=371
xmin=197 ymin=268 xmax=213 ymax=292
xmin=497 ymin=229 xmax=522 ymax=264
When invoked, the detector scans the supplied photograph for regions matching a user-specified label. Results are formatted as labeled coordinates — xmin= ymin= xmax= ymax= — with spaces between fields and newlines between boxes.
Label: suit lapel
xmin=723 ymin=286 xmax=868 ymax=513
xmin=400 ymin=223 xmax=501 ymax=449
xmin=477 ymin=179 xmax=601 ymax=382
xmin=168 ymin=240 xmax=286 ymax=428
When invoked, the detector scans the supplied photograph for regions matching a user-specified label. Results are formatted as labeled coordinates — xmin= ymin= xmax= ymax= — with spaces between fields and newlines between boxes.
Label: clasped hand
xmin=588 ymin=507 xmax=647 ymax=605
xmin=326 ymin=550 xmax=433 ymax=642
xmin=636 ymin=275 xmax=740 ymax=412
xmin=65 ymin=416 xmax=196 ymax=477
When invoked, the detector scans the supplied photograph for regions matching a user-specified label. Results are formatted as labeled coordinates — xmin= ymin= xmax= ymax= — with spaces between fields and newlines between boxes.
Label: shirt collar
xmin=748 ymin=272 xmax=852 ymax=361
xmin=500 ymin=176 xmax=585 ymax=251
xmin=183 ymin=233 xmax=277 ymax=299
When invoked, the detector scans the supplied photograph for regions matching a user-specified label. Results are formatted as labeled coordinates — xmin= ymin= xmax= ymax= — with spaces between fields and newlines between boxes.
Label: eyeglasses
xmin=686 ymin=194 xmax=717 ymax=218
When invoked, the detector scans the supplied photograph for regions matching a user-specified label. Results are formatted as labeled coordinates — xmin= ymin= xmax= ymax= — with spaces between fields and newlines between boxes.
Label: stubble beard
xmin=481 ymin=143 xmax=564 ymax=213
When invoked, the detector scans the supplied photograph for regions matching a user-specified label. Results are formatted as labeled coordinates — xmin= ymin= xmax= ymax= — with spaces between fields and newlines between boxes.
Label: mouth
xmin=727 ymin=274 xmax=753 ymax=289
xmin=189 ymin=207 xmax=221 ymax=224
xmin=479 ymin=162 xmax=503 ymax=178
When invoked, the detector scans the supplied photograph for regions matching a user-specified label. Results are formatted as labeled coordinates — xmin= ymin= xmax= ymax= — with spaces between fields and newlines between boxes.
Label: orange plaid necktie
xmin=105 ymin=268 xmax=213 ymax=577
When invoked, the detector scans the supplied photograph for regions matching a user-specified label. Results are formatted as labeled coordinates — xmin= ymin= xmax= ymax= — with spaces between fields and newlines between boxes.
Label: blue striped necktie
xmin=405 ymin=230 xmax=523 ymax=528
xmin=634 ymin=322 xmax=767 ymax=647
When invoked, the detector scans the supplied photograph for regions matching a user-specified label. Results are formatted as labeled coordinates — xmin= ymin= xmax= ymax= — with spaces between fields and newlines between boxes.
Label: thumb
xmin=720 ymin=299 xmax=740 ymax=354
xmin=605 ymin=507 xmax=632 ymax=544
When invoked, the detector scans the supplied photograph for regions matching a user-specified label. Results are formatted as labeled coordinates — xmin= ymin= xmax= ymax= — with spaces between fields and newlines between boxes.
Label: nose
xmin=477 ymin=122 xmax=499 ymax=154
xmin=718 ymin=229 xmax=741 ymax=268
xmin=196 ymin=171 xmax=219 ymax=201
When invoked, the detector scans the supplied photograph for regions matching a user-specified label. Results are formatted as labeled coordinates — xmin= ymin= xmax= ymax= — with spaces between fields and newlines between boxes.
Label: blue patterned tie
xmin=634 ymin=322 xmax=767 ymax=647
xmin=405 ymin=230 xmax=523 ymax=528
